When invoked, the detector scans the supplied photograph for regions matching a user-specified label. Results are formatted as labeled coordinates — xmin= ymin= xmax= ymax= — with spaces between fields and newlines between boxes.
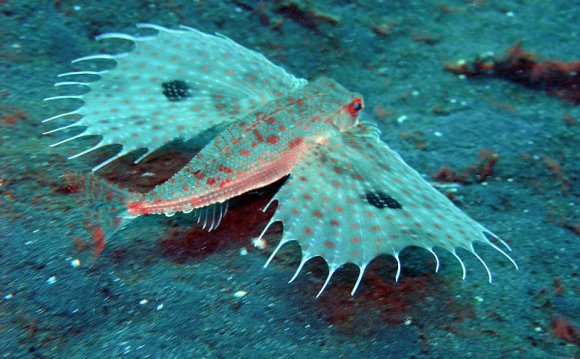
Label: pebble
xmin=233 ymin=290 xmax=247 ymax=298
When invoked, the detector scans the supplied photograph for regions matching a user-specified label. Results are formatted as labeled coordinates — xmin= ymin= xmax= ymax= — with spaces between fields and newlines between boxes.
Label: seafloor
xmin=0 ymin=1 xmax=578 ymax=358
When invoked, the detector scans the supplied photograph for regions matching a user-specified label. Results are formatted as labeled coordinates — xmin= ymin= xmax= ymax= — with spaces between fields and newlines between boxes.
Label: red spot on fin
xmin=253 ymin=129 xmax=264 ymax=142
xmin=289 ymin=137 xmax=303 ymax=149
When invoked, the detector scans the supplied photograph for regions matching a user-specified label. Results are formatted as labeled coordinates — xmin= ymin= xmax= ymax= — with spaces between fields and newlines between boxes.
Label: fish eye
xmin=347 ymin=97 xmax=364 ymax=115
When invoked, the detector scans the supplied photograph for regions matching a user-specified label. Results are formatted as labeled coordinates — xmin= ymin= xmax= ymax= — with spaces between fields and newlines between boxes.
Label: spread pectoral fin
xmin=44 ymin=24 xmax=307 ymax=171
xmin=261 ymin=122 xmax=516 ymax=296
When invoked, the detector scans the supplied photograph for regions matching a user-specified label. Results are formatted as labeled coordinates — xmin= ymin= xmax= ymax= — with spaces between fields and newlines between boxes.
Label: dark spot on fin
xmin=162 ymin=80 xmax=191 ymax=102
xmin=366 ymin=191 xmax=402 ymax=209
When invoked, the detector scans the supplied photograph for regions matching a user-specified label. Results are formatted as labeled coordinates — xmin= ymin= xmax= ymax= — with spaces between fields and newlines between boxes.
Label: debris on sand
xmin=445 ymin=43 xmax=580 ymax=104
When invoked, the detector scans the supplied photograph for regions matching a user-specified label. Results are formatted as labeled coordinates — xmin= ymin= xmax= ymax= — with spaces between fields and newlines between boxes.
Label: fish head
xmin=311 ymin=77 xmax=364 ymax=132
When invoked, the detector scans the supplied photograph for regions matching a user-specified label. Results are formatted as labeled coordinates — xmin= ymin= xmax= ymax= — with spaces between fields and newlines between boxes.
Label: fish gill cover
xmin=43 ymin=24 xmax=517 ymax=297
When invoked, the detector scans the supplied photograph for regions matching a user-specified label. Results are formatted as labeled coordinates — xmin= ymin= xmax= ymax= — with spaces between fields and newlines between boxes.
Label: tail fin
xmin=70 ymin=173 xmax=142 ymax=261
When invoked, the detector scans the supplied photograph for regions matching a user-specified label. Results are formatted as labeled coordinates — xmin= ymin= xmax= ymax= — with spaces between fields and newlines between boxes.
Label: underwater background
xmin=0 ymin=0 xmax=578 ymax=358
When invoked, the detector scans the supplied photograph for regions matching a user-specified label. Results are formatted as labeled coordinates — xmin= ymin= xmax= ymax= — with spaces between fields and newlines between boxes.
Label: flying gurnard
xmin=44 ymin=24 xmax=517 ymax=296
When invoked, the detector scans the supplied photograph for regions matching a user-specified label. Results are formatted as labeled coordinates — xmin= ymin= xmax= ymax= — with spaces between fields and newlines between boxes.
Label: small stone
xmin=396 ymin=115 xmax=407 ymax=124
xmin=233 ymin=290 xmax=247 ymax=298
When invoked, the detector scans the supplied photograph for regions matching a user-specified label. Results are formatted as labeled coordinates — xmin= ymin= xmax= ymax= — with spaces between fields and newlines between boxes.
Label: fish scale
xmin=45 ymin=24 xmax=517 ymax=296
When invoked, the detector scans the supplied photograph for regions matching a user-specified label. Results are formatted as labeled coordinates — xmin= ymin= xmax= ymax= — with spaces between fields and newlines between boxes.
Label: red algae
xmin=445 ymin=43 xmax=580 ymax=104
xmin=432 ymin=150 xmax=499 ymax=184
xmin=551 ymin=317 xmax=579 ymax=344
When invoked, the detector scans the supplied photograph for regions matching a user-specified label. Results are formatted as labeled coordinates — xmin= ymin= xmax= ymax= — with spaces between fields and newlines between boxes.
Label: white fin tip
xmin=223 ymin=201 xmax=229 ymax=218
xmin=470 ymin=248 xmax=493 ymax=284
xmin=201 ymin=207 xmax=209 ymax=229
xmin=68 ymin=144 xmax=104 ymax=159
xmin=177 ymin=25 xmax=206 ymax=35
xmin=427 ymin=248 xmax=440 ymax=273
xmin=57 ymin=71 xmax=105 ymax=77
xmin=133 ymin=150 xmax=152 ymax=164
xmin=484 ymin=229 xmax=512 ymax=251
xmin=95 ymin=33 xmax=139 ymax=41
xmin=207 ymin=205 xmax=217 ymax=232
xmin=487 ymin=241 xmax=519 ymax=270
xmin=257 ymin=218 xmax=275 ymax=243
xmin=136 ymin=23 xmax=184 ymax=34
xmin=50 ymin=133 xmax=85 ymax=147
xmin=395 ymin=254 xmax=402 ymax=282
xmin=91 ymin=151 xmax=127 ymax=172
xmin=316 ymin=267 xmax=336 ymax=298
xmin=263 ymin=238 xmax=286 ymax=268
xmin=288 ymin=257 xmax=309 ymax=283
xmin=262 ymin=197 xmax=277 ymax=213
xmin=451 ymin=250 xmax=467 ymax=280
xmin=44 ymin=95 xmax=84 ymax=101
xmin=43 ymin=123 xmax=78 ymax=134
xmin=215 ymin=202 xmax=225 ymax=229
xmin=71 ymin=54 xmax=118 ymax=63
xmin=54 ymin=82 xmax=91 ymax=87
xmin=351 ymin=264 xmax=368 ymax=296
xmin=42 ymin=110 xmax=79 ymax=123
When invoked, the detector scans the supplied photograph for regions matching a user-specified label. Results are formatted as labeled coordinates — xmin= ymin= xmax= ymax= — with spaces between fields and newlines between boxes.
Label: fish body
xmin=44 ymin=24 xmax=516 ymax=296
xmin=129 ymin=77 xmax=362 ymax=217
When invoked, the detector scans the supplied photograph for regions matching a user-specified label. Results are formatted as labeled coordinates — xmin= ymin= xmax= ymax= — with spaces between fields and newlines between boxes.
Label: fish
xmin=44 ymin=24 xmax=517 ymax=297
